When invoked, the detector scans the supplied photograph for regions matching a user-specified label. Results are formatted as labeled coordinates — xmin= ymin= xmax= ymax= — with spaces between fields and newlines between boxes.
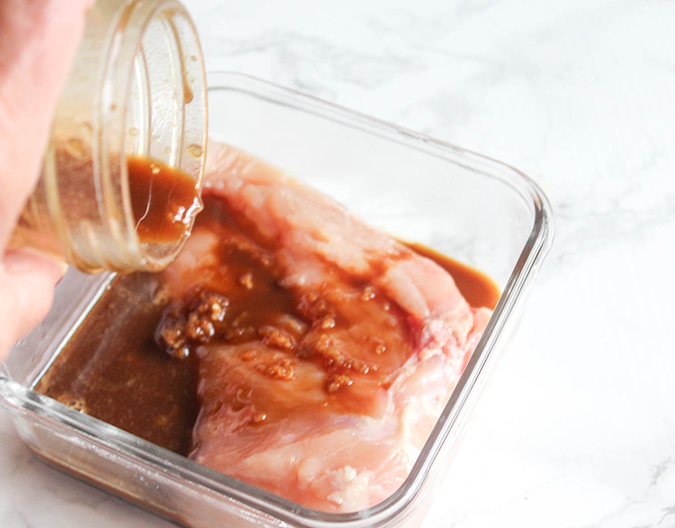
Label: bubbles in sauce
xmin=187 ymin=144 xmax=203 ymax=158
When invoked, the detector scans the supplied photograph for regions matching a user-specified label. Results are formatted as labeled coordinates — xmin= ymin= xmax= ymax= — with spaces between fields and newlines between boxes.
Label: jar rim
xmin=114 ymin=0 xmax=207 ymax=272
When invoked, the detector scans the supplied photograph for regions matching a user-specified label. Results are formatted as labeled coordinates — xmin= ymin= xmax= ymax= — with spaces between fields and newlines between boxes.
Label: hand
xmin=0 ymin=0 xmax=92 ymax=358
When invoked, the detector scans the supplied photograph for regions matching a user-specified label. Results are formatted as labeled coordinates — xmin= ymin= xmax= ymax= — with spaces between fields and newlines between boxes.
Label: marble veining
xmin=1 ymin=0 xmax=674 ymax=526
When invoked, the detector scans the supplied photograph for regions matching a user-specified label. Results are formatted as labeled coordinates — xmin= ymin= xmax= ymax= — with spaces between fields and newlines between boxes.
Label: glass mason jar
xmin=9 ymin=0 xmax=207 ymax=273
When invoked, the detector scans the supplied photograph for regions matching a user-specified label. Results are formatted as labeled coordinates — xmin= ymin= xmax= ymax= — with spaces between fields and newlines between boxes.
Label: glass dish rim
xmin=0 ymin=71 xmax=554 ymax=527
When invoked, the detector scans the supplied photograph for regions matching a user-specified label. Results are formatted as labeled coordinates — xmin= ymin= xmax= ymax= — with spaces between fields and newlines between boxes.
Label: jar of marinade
xmin=10 ymin=0 xmax=207 ymax=273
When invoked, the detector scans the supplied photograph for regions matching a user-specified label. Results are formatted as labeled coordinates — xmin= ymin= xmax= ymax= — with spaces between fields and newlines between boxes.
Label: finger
xmin=0 ymin=248 xmax=67 ymax=357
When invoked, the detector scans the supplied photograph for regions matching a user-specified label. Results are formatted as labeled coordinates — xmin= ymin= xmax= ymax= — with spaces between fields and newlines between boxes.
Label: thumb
xmin=0 ymin=248 xmax=67 ymax=358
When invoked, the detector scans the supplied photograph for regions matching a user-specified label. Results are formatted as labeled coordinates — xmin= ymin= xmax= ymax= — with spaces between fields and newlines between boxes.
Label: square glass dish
xmin=0 ymin=72 xmax=553 ymax=528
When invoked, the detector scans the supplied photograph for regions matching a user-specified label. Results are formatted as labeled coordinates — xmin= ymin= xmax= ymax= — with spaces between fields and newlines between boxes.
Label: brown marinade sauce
xmin=35 ymin=195 xmax=500 ymax=456
xmin=127 ymin=155 xmax=201 ymax=244
xmin=35 ymin=272 xmax=200 ymax=455
xmin=404 ymin=242 xmax=500 ymax=310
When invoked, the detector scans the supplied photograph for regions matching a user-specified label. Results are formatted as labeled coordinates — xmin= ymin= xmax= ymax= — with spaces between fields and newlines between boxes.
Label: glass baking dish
xmin=0 ymin=72 xmax=553 ymax=528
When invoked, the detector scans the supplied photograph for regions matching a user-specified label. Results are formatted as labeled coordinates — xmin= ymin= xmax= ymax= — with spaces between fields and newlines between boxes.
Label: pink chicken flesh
xmin=160 ymin=143 xmax=492 ymax=513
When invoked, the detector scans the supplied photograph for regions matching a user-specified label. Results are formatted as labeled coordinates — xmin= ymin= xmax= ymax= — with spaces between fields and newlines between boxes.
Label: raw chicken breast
xmin=159 ymin=143 xmax=491 ymax=512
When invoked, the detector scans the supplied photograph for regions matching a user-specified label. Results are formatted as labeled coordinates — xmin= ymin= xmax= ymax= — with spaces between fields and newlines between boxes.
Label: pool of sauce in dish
xmin=35 ymin=195 xmax=500 ymax=456
xmin=35 ymin=271 xmax=200 ymax=455
xmin=404 ymin=242 xmax=500 ymax=310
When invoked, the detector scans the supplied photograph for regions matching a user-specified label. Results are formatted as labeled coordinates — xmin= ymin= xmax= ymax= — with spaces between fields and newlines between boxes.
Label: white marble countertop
xmin=1 ymin=0 xmax=674 ymax=526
